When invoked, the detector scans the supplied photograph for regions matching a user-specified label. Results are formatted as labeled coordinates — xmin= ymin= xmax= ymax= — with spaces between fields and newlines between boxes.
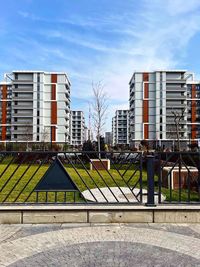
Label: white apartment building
xmin=129 ymin=70 xmax=199 ymax=148
xmin=186 ymin=81 xmax=200 ymax=140
xmin=0 ymin=82 xmax=12 ymax=141
xmin=112 ymin=110 xmax=129 ymax=146
xmin=0 ymin=70 xmax=71 ymax=143
xmin=105 ymin=131 xmax=112 ymax=145
xmin=84 ymin=126 xmax=90 ymax=142
xmin=70 ymin=111 xmax=85 ymax=146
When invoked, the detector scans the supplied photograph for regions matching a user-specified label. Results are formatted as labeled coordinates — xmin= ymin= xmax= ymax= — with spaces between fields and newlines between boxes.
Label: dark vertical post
xmin=51 ymin=126 xmax=52 ymax=150
xmin=65 ymin=132 xmax=67 ymax=151
xmin=158 ymin=153 xmax=162 ymax=204
xmin=146 ymin=155 xmax=156 ymax=206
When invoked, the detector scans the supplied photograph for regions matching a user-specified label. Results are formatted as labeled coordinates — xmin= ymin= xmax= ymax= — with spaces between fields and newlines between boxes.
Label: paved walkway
xmin=0 ymin=223 xmax=200 ymax=266
xmin=82 ymin=187 xmax=165 ymax=203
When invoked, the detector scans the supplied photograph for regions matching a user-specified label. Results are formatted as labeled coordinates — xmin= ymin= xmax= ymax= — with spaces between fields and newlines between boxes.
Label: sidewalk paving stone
xmin=0 ymin=223 xmax=199 ymax=266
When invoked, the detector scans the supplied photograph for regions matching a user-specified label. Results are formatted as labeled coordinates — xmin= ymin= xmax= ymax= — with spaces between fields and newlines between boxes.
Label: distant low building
xmin=84 ymin=126 xmax=90 ymax=142
xmin=112 ymin=110 xmax=129 ymax=146
xmin=105 ymin=131 xmax=112 ymax=145
xmin=70 ymin=110 xmax=85 ymax=146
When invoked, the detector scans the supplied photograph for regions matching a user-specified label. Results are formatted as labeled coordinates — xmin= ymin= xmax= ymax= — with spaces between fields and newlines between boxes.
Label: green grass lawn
xmin=0 ymin=161 xmax=145 ymax=203
xmin=0 ymin=158 xmax=199 ymax=203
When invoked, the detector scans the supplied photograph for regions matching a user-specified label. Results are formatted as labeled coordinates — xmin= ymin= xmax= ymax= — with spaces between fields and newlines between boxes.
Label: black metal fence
xmin=0 ymin=151 xmax=143 ymax=204
xmin=0 ymin=151 xmax=199 ymax=205
xmin=156 ymin=152 xmax=200 ymax=204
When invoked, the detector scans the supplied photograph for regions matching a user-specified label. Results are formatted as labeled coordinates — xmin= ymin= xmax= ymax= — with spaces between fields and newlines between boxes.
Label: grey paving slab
xmin=147 ymin=223 xmax=200 ymax=239
xmin=8 ymin=242 xmax=200 ymax=267
xmin=0 ymin=223 xmax=199 ymax=267
xmin=82 ymin=187 xmax=165 ymax=203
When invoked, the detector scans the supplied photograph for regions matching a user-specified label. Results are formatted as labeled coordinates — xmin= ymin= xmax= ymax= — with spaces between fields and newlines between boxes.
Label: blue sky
xmin=1 ymin=0 xmax=200 ymax=131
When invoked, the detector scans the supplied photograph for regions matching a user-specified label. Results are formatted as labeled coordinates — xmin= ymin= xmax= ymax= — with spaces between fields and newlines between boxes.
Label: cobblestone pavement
xmin=0 ymin=223 xmax=200 ymax=266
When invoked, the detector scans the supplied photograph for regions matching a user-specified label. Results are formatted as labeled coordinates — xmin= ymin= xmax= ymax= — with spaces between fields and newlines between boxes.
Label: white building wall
xmin=70 ymin=111 xmax=85 ymax=146
xmin=112 ymin=110 xmax=129 ymax=145
xmin=4 ymin=70 xmax=71 ymax=143
xmin=134 ymin=73 xmax=143 ymax=140
xmin=129 ymin=70 xmax=190 ymax=147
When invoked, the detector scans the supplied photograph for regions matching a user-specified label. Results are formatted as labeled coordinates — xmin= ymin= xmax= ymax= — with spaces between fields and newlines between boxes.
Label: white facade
xmin=0 ymin=82 xmax=12 ymax=141
xmin=129 ymin=70 xmax=199 ymax=147
xmin=112 ymin=110 xmax=129 ymax=146
xmin=105 ymin=132 xmax=112 ymax=145
xmin=84 ymin=126 xmax=90 ymax=142
xmin=1 ymin=70 xmax=71 ymax=143
xmin=70 ymin=111 xmax=85 ymax=146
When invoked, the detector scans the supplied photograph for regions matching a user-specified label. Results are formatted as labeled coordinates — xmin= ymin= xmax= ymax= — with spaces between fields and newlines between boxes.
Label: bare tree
xmin=41 ymin=127 xmax=50 ymax=151
xmin=91 ymin=82 xmax=108 ymax=157
xmin=171 ymin=109 xmax=186 ymax=151
xmin=24 ymin=123 xmax=33 ymax=151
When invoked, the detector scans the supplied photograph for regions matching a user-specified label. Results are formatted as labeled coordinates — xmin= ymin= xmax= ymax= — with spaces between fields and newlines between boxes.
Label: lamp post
xmin=64 ymin=132 xmax=68 ymax=151
xmin=50 ymin=126 xmax=52 ymax=150
xmin=51 ymin=125 xmax=58 ymax=151
xmin=189 ymin=133 xmax=191 ymax=151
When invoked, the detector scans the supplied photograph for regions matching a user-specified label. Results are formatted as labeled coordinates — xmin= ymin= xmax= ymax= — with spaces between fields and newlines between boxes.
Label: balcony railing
xmin=13 ymin=88 xmax=33 ymax=92
xmin=166 ymin=79 xmax=186 ymax=84
xmin=12 ymin=97 xmax=33 ymax=101
xmin=12 ymin=79 xmax=33 ymax=83
xmin=166 ymin=86 xmax=186 ymax=91
xmin=166 ymin=95 xmax=186 ymax=99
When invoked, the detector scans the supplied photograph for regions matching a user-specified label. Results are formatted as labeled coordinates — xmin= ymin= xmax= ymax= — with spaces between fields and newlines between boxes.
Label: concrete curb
xmin=0 ymin=205 xmax=199 ymax=224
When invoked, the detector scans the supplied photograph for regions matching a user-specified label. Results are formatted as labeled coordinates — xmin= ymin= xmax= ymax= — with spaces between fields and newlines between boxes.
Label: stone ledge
xmin=0 ymin=208 xmax=199 ymax=223
xmin=0 ymin=211 xmax=21 ymax=224
xmin=154 ymin=211 xmax=200 ymax=223
xmin=89 ymin=211 xmax=153 ymax=223
xmin=23 ymin=211 xmax=87 ymax=224
xmin=0 ymin=204 xmax=199 ymax=211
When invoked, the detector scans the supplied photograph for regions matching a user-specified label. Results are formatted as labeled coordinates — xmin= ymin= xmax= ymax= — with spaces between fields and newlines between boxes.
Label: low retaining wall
xmin=0 ymin=205 xmax=199 ymax=224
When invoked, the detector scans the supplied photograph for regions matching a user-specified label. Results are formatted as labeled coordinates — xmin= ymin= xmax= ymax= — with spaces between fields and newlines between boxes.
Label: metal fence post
xmin=145 ymin=155 xmax=156 ymax=206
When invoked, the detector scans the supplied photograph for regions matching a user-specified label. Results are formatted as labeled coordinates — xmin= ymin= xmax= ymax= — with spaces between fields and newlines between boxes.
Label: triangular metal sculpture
xmin=35 ymin=158 xmax=79 ymax=191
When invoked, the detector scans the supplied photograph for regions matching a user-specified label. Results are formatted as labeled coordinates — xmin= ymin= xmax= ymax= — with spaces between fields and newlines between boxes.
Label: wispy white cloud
xmin=161 ymin=0 xmax=200 ymax=15
xmin=11 ymin=1 xmax=200 ymax=129
xmin=93 ymin=0 xmax=200 ymax=98
xmin=18 ymin=10 xmax=133 ymax=31
xmin=41 ymin=30 xmax=113 ymax=53
xmin=66 ymin=0 xmax=200 ymax=130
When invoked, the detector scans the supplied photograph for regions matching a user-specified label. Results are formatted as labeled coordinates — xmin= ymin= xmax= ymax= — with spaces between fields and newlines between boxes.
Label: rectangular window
xmin=37 ymin=73 xmax=40 ymax=83
xmin=37 ymin=78 xmax=40 ymax=110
